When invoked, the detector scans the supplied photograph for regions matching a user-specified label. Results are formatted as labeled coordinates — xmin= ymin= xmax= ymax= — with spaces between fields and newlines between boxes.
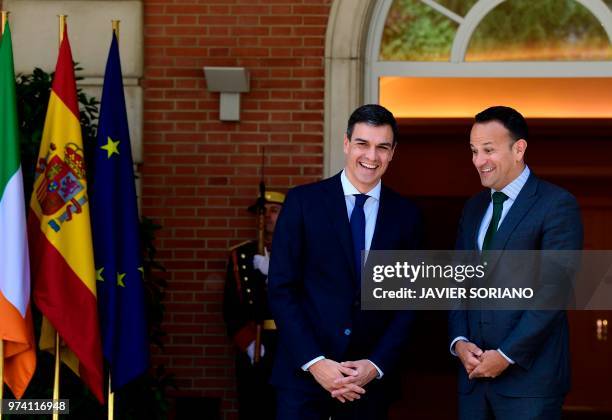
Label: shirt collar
xmin=341 ymin=169 xmax=381 ymax=201
xmin=492 ymin=165 xmax=530 ymax=201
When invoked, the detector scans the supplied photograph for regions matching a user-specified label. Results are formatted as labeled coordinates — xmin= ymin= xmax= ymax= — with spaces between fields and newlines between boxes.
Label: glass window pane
xmin=380 ymin=0 xmax=458 ymax=61
xmin=435 ymin=0 xmax=477 ymax=17
xmin=466 ymin=0 xmax=612 ymax=61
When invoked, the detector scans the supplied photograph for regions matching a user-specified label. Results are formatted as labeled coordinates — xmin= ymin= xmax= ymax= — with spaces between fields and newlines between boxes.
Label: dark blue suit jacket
xmin=268 ymin=173 xmax=421 ymax=393
xmin=449 ymin=172 xmax=583 ymax=398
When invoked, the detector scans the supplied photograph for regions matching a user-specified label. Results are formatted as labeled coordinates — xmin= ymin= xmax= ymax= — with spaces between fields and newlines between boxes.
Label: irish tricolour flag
xmin=0 ymin=22 xmax=36 ymax=399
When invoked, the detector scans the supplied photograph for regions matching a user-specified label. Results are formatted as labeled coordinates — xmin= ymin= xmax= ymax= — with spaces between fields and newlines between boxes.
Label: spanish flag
xmin=27 ymin=25 xmax=103 ymax=403
xmin=0 ymin=21 xmax=36 ymax=400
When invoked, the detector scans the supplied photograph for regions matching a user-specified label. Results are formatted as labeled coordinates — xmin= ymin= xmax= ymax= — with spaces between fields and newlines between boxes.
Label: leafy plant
xmin=468 ymin=0 xmax=611 ymax=60
xmin=381 ymin=0 xmax=457 ymax=61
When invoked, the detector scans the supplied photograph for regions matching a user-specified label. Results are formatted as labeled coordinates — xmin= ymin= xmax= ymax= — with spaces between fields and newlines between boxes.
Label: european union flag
xmin=91 ymin=32 xmax=149 ymax=390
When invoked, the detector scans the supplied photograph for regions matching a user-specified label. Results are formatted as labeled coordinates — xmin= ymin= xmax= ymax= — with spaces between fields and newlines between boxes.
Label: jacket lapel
xmin=322 ymin=173 xmax=356 ymax=278
xmin=468 ymin=191 xmax=491 ymax=250
xmin=369 ymin=186 xmax=389 ymax=251
xmin=483 ymin=174 xmax=539 ymax=277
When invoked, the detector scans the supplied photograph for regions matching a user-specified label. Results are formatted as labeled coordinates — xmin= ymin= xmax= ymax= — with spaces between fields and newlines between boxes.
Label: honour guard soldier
xmin=223 ymin=191 xmax=285 ymax=419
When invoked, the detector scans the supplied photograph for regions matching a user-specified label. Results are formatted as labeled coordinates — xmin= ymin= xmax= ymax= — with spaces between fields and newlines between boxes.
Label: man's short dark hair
xmin=346 ymin=104 xmax=399 ymax=144
xmin=475 ymin=106 xmax=528 ymax=143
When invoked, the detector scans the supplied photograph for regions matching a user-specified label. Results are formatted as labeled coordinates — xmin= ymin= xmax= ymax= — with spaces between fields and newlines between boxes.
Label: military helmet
xmin=248 ymin=191 xmax=285 ymax=213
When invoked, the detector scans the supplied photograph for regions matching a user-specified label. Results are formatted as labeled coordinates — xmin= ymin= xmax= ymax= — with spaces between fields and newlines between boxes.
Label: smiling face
xmin=470 ymin=120 xmax=527 ymax=191
xmin=343 ymin=122 xmax=395 ymax=193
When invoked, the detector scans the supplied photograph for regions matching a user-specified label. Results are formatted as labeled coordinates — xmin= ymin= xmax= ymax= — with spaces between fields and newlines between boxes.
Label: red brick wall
xmin=142 ymin=1 xmax=332 ymax=417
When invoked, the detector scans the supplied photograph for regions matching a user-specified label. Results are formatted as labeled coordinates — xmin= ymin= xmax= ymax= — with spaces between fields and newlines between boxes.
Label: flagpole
xmin=106 ymin=20 xmax=121 ymax=420
xmin=0 ymin=337 xmax=4 ymax=420
xmin=52 ymin=333 xmax=60 ymax=420
xmin=0 ymin=14 xmax=5 ymax=412
xmin=108 ymin=373 xmax=114 ymax=420
xmin=52 ymin=17 xmax=67 ymax=420
xmin=106 ymin=20 xmax=119 ymax=419
xmin=106 ymin=340 xmax=115 ymax=420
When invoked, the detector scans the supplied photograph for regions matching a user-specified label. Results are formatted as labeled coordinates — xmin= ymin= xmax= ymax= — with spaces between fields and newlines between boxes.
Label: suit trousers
xmin=459 ymin=381 xmax=564 ymax=420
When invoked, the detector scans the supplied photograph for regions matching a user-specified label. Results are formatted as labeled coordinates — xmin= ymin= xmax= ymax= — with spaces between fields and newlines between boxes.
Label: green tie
xmin=482 ymin=191 xmax=508 ymax=251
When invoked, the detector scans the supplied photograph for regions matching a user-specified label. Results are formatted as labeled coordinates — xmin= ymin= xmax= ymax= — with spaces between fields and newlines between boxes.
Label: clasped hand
xmin=308 ymin=358 xmax=378 ymax=403
xmin=455 ymin=341 xmax=510 ymax=379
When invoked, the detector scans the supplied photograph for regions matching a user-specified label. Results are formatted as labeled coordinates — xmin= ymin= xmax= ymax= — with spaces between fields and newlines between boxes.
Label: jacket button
xmin=344 ymin=328 xmax=351 ymax=336
xmin=353 ymin=300 xmax=360 ymax=308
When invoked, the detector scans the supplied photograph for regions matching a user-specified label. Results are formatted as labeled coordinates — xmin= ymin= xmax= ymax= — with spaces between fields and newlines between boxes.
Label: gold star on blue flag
xmin=101 ymin=136 xmax=120 ymax=158
xmin=116 ymin=272 xmax=126 ymax=287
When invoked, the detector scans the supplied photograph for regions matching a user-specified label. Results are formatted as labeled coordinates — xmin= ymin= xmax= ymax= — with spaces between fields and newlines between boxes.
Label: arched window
xmin=366 ymin=0 xmax=612 ymax=118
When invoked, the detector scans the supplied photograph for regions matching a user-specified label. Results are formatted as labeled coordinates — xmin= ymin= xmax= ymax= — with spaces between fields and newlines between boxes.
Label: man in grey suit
xmin=449 ymin=106 xmax=583 ymax=419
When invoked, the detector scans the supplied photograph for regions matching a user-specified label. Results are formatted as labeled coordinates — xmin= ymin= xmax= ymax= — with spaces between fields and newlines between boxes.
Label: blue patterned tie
xmin=350 ymin=194 xmax=369 ymax=285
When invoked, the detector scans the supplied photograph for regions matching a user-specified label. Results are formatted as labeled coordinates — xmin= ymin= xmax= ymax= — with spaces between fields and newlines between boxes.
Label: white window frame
xmin=365 ymin=0 xmax=612 ymax=103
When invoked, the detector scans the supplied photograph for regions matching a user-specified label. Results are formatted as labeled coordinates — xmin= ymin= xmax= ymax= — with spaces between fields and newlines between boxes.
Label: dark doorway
xmin=386 ymin=118 xmax=612 ymax=419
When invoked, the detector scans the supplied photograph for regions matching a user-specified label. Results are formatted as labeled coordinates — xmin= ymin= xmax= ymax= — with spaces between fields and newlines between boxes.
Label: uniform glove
xmin=246 ymin=340 xmax=266 ymax=364
xmin=253 ymin=249 xmax=270 ymax=275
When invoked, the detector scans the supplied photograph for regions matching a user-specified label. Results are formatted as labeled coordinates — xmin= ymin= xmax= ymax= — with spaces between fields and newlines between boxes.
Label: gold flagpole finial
xmin=58 ymin=14 xmax=67 ymax=43
xmin=111 ymin=19 xmax=120 ymax=41
xmin=1 ymin=11 xmax=9 ymax=35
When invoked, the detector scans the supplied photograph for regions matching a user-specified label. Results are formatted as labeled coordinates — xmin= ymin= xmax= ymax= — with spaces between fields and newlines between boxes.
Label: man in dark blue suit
xmin=449 ymin=106 xmax=583 ymax=419
xmin=268 ymin=104 xmax=421 ymax=419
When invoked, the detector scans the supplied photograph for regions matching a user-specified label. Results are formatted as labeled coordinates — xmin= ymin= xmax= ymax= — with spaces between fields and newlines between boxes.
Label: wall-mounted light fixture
xmin=203 ymin=66 xmax=250 ymax=122
xmin=596 ymin=318 xmax=608 ymax=341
